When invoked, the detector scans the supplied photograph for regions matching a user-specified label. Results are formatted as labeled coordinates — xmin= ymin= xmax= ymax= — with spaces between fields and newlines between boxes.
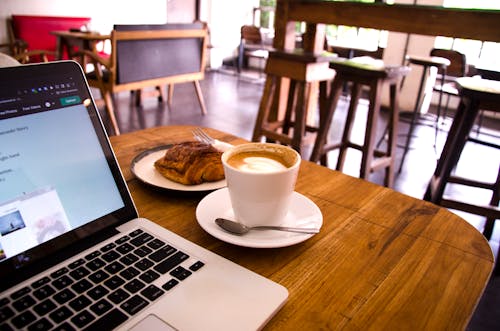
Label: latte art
xmin=237 ymin=156 xmax=288 ymax=173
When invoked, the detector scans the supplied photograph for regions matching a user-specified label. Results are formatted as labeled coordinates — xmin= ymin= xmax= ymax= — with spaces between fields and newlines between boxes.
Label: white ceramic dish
xmin=196 ymin=188 xmax=323 ymax=248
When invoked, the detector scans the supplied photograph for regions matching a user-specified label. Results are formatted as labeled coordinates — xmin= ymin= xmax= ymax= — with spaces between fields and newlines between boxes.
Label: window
xmin=434 ymin=0 xmax=500 ymax=70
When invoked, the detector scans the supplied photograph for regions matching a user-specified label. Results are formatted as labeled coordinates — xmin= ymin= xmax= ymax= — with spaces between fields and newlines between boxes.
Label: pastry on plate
xmin=154 ymin=141 xmax=224 ymax=185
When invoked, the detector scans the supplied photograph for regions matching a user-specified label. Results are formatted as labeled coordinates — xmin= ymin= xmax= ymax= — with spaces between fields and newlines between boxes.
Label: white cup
xmin=221 ymin=143 xmax=301 ymax=227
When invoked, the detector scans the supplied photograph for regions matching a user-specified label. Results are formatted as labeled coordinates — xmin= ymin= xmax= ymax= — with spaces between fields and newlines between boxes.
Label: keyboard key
xmin=115 ymin=235 xmax=130 ymax=245
xmin=69 ymin=266 xmax=90 ymax=280
xmin=108 ymin=289 xmax=130 ymax=304
xmin=84 ymin=250 xmax=101 ymax=261
xmin=69 ymin=295 xmax=91 ymax=312
xmin=154 ymin=251 xmax=189 ymax=274
xmin=49 ymin=306 xmax=73 ymax=324
xmin=53 ymin=289 xmax=76 ymax=304
xmin=147 ymin=238 xmax=165 ymax=250
xmin=31 ymin=277 xmax=50 ymax=289
xmin=89 ymin=299 xmax=112 ymax=316
xmin=139 ymin=270 xmax=160 ymax=284
xmin=87 ymin=285 xmax=109 ymax=301
xmin=71 ymin=279 xmax=93 ymax=294
xmin=89 ymin=270 xmax=110 ymax=284
xmin=170 ymin=266 xmax=192 ymax=280
xmin=0 ymin=306 xmax=15 ymax=323
xmin=104 ymin=276 xmax=125 ymax=290
xmin=162 ymin=279 xmax=179 ymax=291
xmin=134 ymin=258 xmax=154 ymax=271
xmin=0 ymin=297 xmax=10 ymax=308
xmin=119 ymin=253 xmax=139 ymax=265
xmin=102 ymin=250 xmax=120 ymax=262
xmin=86 ymin=257 xmax=106 ymax=271
xmin=129 ymin=229 xmax=143 ymax=237
xmin=189 ymin=261 xmax=205 ymax=271
xmin=68 ymin=259 xmax=86 ymax=269
xmin=27 ymin=317 xmax=53 ymax=331
xmin=100 ymin=243 xmax=116 ymax=252
xmin=12 ymin=310 xmax=36 ymax=328
xmin=104 ymin=261 xmax=125 ymax=274
xmin=33 ymin=285 xmax=56 ymax=300
xmin=11 ymin=286 xmax=31 ymax=300
xmin=71 ymin=310 xmax=95 ymax=328
xmin=116 ymin=243 xmax=134 ymax=254
xmin=120 ymin=267 xmax=140 ymax=281
xmin=120 ymin=295 xmax=148 ymax=316
xmin=13 ymin=295 xmax=36 ymax=312
xmin=50 ymin=267 xmax=68 ymax=279
xmin=130 ymin=233 xmax=153 ymax=247
xmin=0 ymin=322 xmax=14 ymax=331
xmin=149 ymin=245 xmax=176 ymax=262
xmin=124 ymin=279 xmax=145 ymax=294
xmin=52 ymin=275 xmax=73 ymax=290
xmin=33 ymin=298 xmax=57 ymax=316
xmin=140 ymin=285 xmax=164 ymax=301
xmin=133 ymin=246 xmax=152 ymax=257
xmin=81 ymin=308 xmax=127 ymax=331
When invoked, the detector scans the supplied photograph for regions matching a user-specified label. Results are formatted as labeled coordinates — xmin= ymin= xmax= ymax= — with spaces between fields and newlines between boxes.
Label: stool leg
xmin=310 ymin=76 xmax=344 ymax=164
xmin=384 ymin=83 xmax=399 ymax=188
xmin=291 ymin=81 xmax=309 ymax=153
xmin=483 ymin=165 xmax=500 ymax=240
xmin=424 ymin=96 xmax=480 ymax=203
xmin=252 ymin=76 xmax=276 ymax=142
xmin=359 ymin=80 xmax=382 ymax=181
xmin=337 ymin=82 xmax=361 ymax=172
xmin=283 ymin=80 xmax=298 ymax=135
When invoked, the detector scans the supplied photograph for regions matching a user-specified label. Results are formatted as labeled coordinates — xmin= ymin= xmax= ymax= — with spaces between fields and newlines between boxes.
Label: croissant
xmin=154 ymin=141 xmax=224 ymax=185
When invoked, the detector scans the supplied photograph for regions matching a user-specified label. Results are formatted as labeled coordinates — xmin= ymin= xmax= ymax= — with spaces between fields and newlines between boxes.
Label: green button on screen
xmin=60 ymin=96 xmax=81 ymax=106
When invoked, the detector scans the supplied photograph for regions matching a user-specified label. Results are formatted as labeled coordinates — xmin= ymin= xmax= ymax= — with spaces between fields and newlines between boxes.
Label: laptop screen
xmin=0 ymin=61 xmax=137 ymax=287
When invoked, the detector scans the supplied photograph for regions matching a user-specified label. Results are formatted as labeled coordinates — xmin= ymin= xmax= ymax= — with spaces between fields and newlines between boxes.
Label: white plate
xmin=130 ymin=145 xmax=227 ymax=192
xmin=196 ymin=188 xmax=323 ymax=248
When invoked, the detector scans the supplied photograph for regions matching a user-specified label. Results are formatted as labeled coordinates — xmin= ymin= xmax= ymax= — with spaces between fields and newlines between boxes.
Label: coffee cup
xmin=221 ymin=143 xmax=301 ymax=227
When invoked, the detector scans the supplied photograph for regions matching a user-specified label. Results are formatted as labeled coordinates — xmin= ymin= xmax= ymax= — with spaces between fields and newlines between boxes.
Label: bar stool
xmin=423 ymin=76 xmax=500 ymax=274
xmin=252 ymin=50 xmax=335 ymax=154
xmin=310 ymin=57 xmax=410 ymax=188
xmin=398 ymin=55 xmax=450 ymax=173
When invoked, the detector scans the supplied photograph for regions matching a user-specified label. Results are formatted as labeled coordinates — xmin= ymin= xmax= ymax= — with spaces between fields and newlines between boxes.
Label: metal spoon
xmin=215 ymin=218 xmax=320 ymax=235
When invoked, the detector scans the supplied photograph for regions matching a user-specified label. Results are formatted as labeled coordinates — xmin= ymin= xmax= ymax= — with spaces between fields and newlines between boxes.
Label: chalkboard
xmin=113 ymin=23 xmax=204 ymax=84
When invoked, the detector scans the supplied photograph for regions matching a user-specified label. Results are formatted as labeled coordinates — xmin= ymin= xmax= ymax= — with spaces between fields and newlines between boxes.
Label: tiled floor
xmin=96 ymin=67 xmax=500 ymax=330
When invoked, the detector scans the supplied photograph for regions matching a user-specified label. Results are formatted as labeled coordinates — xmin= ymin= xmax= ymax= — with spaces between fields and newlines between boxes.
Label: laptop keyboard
xmin=0 ymin=229 xmax=205 ymax=331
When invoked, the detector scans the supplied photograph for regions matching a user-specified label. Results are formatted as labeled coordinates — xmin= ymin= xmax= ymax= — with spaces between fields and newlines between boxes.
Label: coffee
xmin=227 ymin=151 xmax=291 ymax=173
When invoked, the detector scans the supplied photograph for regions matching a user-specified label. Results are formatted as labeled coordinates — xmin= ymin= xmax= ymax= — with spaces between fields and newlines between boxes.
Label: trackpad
xmin=128 ymin=314 xmax=176 ymax=331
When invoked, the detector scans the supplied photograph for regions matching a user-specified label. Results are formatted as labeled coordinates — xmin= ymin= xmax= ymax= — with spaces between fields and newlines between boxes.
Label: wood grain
xmin=109 ymin=125 xmax=493 ymax=330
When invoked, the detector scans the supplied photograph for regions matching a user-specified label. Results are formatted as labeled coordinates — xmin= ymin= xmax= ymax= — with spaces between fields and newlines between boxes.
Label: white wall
xmin=0 ymin=0 xmax=167 ymax=43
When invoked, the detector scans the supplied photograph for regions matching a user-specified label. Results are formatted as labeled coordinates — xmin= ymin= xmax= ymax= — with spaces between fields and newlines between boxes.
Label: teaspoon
xmin=215 ymin=218 xmax=320 ymax=235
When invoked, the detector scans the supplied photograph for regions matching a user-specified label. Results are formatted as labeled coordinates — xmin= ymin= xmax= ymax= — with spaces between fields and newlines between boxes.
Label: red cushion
xmin=12 ymin=15 xmax=91 ymax=61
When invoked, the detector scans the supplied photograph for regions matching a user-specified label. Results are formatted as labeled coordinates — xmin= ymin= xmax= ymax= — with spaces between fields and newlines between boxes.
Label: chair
xmin=8 ymin=15 xmax=91 ymax=63
xmin=430 ymin=48 xmax=467 ymax=127
xmin=81 ymin=22 xmax=208 ymax=135
xmin=310 ymin=57 xmax=410 ymax=188
xmin=237 ymin=25 xmax=272 ymax=73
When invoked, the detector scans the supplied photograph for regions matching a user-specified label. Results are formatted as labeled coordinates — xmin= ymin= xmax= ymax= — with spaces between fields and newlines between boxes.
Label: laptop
xmin=0 ymin=61 xmax=288 ymax=330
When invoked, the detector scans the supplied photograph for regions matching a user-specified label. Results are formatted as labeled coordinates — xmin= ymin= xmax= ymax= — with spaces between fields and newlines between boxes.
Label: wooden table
xmin=109 ymin=125 xmax=493 ymax=330
xmin=51 ymin=30 xmax=110 ymax=63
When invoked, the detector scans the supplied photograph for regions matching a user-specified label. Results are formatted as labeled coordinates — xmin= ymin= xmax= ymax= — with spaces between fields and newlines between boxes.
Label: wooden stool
xmin=252 ymin=50 xmax=335 ymax=154
xmin=423 ymin=77 xmax=500 ymax=274
xmin=310 ymin=57 xmax=410 ymax=188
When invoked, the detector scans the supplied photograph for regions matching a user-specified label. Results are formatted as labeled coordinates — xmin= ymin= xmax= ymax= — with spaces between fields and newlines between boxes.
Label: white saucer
xmin=196 ymin=188 xmax=323 ymax=248
xmin=131 ymin=145 xmax=226 ymax=192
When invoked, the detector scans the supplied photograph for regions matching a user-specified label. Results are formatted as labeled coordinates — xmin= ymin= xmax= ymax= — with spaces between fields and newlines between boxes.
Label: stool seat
xmin=252 ymin=50 xmax=336 ymax=154
xmin=310 ymin=57 xmax=410 ymax=187
xmin=424 ymin=76 xmax=500 ymax=275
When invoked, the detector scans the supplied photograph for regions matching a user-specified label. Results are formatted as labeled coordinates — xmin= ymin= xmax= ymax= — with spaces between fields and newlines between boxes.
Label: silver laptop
xmin=0 ymin=61 xmax=288 ymax=330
